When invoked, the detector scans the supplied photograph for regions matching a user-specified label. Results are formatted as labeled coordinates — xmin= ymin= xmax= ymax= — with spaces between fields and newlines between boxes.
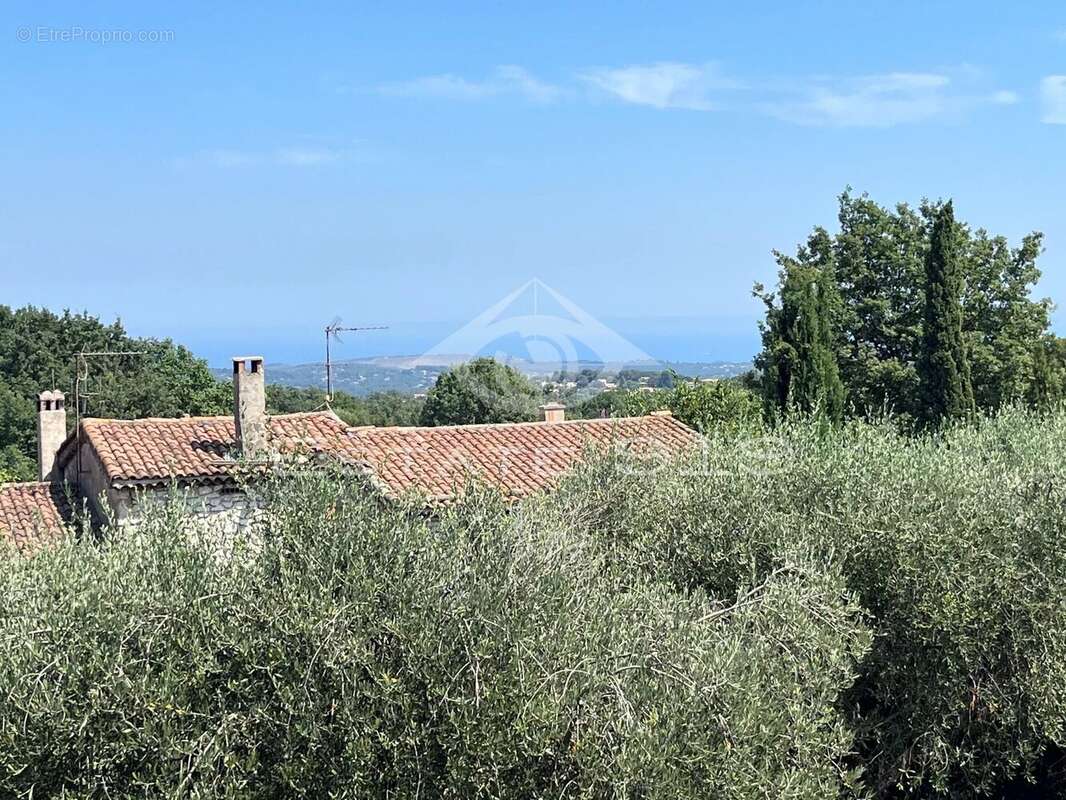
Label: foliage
xmin=756 ymin=191 xmax=1054 ymax=420
xmin=550 ymin=367 xmax=604 ymax=388
xmin=1025 ymin=335 xmax=1066 ymax=409
xmin=614 ymin=368 xmax=676 ymax=389
xmin=918 ymin=202 xmax=974 ymax=425
xmin=621 ymin=378 xmax=765 ymax=436
xmin=266 ymin=384 xmax=424 ymax=427
xmin=756 ymin=260 xmax=845 ymax=421
xmin=4 ymin=409 xmax=1066 ymax=796
xmin=0 ymin=305 xmax=229 ymax=480
xmin=547 ymin=407 xmax=1066 ymax=797
xmin=352 ymin=390 xmax=425 ymax=427
xmin=0 ymin=467 xmax=869 ymax=798
xmin=419 ymin=357 xmax=540 ymax=426
xmin=571 ymin=388 xmax=632 ymax=419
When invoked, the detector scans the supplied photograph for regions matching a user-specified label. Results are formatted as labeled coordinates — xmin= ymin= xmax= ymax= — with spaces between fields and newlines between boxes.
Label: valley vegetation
xmin=2 ymin=410 xmax=1065 ymax=797
xmin=3 ymin=190 xmax=1066 ymax=796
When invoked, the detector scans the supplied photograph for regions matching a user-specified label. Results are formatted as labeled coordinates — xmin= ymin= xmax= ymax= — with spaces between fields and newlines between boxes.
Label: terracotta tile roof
xmin=60 ymin=412 xmax=359 ymax=485
xmin=0 ymin=482 xmax=71 ymax=554
xmin=58 ymin=410 xmax=699 ymax=499
xmin=341 ymin=413 xmax=698 ymax=500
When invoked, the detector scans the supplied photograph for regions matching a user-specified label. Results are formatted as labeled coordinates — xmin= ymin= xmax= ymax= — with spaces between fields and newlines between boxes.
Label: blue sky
xmin=2 ymin=2 xmax=1065 ymax=365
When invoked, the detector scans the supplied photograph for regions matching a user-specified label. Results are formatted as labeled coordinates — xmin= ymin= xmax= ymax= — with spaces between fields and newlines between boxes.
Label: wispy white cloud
xmin=1040 ymin=75 xmax=1066 ymax=123
xmin=274 ymin=146 xmax=342 ymax=166
xmin=379 ymin=74 xmax=497 ymax=101
xmin=181 ymin=145 xmax=351 ymax=169
xmin=203 ymin=149 xmax=259 ymax=168
xmin=378 ymin=65 xmax=563 ymax=103
xmin=577 ymin=62 xmax=1013 ymax=125
xmin=580 ymin=62 xmax=740 ymax=110
xmin=990 ymin=89 xmax=1021 ymax=105
xmin=371 ymin=61 xmax=1019 ymax=127
xmin=764 ymin=72 xmax=1016 ymax=127
xmin=494 ymin=65 xmax=563 ymax=103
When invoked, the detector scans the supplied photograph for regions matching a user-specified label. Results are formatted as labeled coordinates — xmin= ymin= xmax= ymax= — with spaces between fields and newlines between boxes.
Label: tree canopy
xmin=419 ymin=357 xmax=540 ymax=426
xmin=0 ymin=306 xmax=228 ymax=480
xmin=756 ymin=190 xmax=1058 ymax=421
xmin=266 ymin=385 xmax=424 ymax=427
xmin=621 ymin=378 xmax=764 ymax=436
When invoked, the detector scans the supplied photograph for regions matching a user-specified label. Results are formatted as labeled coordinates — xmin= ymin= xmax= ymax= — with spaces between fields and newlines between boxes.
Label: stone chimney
xmin=232 ymin=357 xmax=267 ymax=459
xmin=539 ymin=402 xmax=566 ymax=423
xmin=37 ymin=390 xmax=67 ymax=481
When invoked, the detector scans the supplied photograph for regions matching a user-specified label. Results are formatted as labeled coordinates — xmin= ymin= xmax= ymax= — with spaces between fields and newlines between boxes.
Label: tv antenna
xmin=324 ymin=318 xmax=387 ymax=401
xmin=72 ymin=349 xmax=146 ymax=475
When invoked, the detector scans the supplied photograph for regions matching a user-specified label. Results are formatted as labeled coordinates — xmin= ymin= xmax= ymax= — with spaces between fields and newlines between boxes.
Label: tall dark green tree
xmin=762 ymin=190 xmax=1053 ymax=421
xmin=755 ymin=260 xmax=844 ymax=421
xmin=917 ymin=202 xmax=975 ymax=425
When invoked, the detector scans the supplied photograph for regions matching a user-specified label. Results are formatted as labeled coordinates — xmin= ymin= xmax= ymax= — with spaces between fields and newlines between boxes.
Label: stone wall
xmin=62 ymin=440 xmax=131 ymax=524
xmin=63 ymin=442 xmax=266 ymax=552
xmin=116 ymin=481 xmax=265 ymax=546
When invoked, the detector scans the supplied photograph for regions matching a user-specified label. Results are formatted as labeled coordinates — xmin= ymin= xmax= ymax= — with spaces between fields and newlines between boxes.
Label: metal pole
xmin=72 ymin=350 xmax=145 ymax=476
xmin=323 ymin=322 xmax=387 ymax=404
xmin=326 ymin=328 xmax=332 ymax=401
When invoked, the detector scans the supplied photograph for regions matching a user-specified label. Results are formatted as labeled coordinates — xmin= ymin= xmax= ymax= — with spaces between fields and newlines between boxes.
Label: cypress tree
xmin=918 ymin=201 xmax=974 ymax=425
xmin=759 ymin=263 xmax=845 ymax=421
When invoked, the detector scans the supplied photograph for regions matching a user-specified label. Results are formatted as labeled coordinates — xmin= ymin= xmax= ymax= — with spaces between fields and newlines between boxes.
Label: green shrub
xmin=622 ymin=379 xmax=764 ymax=436
xmin=0 ymin=465 xmax=868 ymax=798
xmin=547 ymin=406 xmax=1066 ymax=797
xmin=6 ymin=407 xmax=1064 ymax=797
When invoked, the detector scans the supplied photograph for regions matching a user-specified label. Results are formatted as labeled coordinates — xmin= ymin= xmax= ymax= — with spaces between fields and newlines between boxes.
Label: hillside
xmin=213 ymin=356 xmax=754 ymax=396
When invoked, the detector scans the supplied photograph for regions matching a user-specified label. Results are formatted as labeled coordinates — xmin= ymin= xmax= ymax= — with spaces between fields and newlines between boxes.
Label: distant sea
xmin=177 ymin=317 xmax=761 ymax=370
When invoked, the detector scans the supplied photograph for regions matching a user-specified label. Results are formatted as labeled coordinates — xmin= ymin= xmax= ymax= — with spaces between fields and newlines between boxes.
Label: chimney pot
xmin=37 ymin=390 xmax=67 ymax=481
xmin=232 ymin=357 xmax=267 ymax=459
xmin=539 ymin=402 xmax=566 ymax=423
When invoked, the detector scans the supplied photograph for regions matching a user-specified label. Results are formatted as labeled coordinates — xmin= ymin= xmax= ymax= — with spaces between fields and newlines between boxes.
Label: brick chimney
xmin=539 ymin=402 xmax=566 ymax=423
xmin=232 ymin=357 xmax=267 ymax=459
xmin=37 ymin=390 xmax=67 ymax=481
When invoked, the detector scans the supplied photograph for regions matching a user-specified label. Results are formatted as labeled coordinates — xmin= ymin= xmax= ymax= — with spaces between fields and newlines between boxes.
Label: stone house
xmin=0 ymin=357 xmax=699 ymax=552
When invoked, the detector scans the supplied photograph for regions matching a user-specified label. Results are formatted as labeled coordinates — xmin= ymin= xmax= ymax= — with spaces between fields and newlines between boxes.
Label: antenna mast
xmin=324 ymin=320 xmax=387 ymax=401
xmin=72 ymin=349 xmax=145 ymax=475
